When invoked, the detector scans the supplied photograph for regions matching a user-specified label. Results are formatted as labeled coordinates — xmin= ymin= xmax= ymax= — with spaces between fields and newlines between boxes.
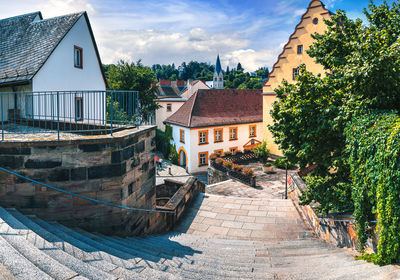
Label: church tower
xmin=212 ymin=55 xmax=224 ymax=89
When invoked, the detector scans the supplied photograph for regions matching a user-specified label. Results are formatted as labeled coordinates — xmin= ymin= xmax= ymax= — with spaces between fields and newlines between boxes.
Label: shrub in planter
xmin=254 ymin=140 xmax=269 ymax=161
xmin=244 ymin=148 xmax=252 ymax=154
xmin=223 ymin=160 xmax=233 ymax=169
xmin=235 ymin=150 xmax=243 ymax=155
xmin=232 ymin=164 xmax=243 ymax=172
xmin=223 ymin=151 xmax=232 ymax=157
xmin=273 ymin=157 xmax=296 ymax=169
xmin=243 ymin=168 xmax=254 ymax=177
xmin=209 ymin=153 xmax=218 ymax=161
xmin=215 ymin=158 xmax=223 ymax=165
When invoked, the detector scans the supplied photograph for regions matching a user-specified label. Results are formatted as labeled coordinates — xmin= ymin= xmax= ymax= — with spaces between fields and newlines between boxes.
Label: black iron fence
xmin=0 ymin=90 xmax=154 ymax=140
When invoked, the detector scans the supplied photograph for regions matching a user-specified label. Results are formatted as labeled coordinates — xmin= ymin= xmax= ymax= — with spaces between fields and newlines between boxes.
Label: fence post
xmin=1 ymin=94 xmax=3 ymax=141
xmin=110 ymin=91 xmax=114 ymax=136
xmin=285 ymin=165 xmax=288 ymax=199
xmin=136 ymin=91 xmax=140 ymax=128
xmin=57 ymin=91 xmax=60 ymax=141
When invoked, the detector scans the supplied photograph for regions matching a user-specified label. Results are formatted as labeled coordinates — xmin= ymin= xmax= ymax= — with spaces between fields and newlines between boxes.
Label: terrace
xmin=0 ymin=90 xmax=154 ymax=141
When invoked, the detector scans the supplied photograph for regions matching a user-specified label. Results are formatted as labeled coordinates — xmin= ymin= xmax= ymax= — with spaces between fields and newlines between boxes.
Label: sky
xmin=0 ymin=0 xmax=396 ymax=72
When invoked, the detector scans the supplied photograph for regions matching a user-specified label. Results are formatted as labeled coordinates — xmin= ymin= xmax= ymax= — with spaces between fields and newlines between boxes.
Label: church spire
xmin=215 ymin=54 xmax=222 ymax=75
xmin=212 ymin=54 xmax=224 ymax=89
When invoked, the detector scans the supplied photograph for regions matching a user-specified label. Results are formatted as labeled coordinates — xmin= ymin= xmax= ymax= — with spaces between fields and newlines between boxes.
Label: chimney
xmin=159 ymin=79 xmax=171 ymax=86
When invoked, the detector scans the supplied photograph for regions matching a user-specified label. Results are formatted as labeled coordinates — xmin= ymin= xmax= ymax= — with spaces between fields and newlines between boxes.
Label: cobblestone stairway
xmin=0 ymin=193 xmax=399 ymax=279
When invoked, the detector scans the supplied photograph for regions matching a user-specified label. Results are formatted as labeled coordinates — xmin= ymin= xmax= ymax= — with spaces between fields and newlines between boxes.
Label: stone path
xmin=207 ymin=162 xmax=295 ymax=199
xmin=156 ymin=159 xmax=192 ymax=185
xmin=176 ymin=193 xmax=312 ymax=241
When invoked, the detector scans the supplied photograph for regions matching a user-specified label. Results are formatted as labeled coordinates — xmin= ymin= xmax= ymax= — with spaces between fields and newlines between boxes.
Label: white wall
xmin=0 ymin=85 xmax=32 ymax=122
xmin=171 ymin=122 xmax=263 ymax=173
xmin=155 ymin=101 xmax=185 ymax=130
xmin=171 ymin=124 xmax=191 ymax=170
xmin=188 ymin=122 xmax=263 ymax=173
xmin=32 ymin=15 xmax=105 ymax=91
xmin=31 ymin=15 xmax=106 ymax=124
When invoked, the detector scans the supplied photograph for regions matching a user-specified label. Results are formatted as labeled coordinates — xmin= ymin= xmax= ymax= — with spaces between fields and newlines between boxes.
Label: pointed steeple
xmin=215 ymin=55 xmax=222 ymax=75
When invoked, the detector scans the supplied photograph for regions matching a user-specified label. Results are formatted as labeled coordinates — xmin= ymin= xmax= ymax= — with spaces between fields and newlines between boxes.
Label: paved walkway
xmin=156 ymin=159 xmax=192 ymax=185
xmin=207 ymin=161 xmax=295 ymax=199
xmin=175 ymin=193 xmax=312 ymax=241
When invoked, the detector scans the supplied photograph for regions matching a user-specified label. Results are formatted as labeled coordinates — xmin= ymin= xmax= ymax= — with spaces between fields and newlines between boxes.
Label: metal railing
xmin=0 ymin=90 xmax=154 ymax=141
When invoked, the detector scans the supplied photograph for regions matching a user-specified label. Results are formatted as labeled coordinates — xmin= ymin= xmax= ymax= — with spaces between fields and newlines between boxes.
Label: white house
xmin=155 ymin=80 xmax=209 ymax=130
xmin=164 ymin=89 xmax=263 ymax=173
xmin=0 ymin=11 xmax=106 ymax=123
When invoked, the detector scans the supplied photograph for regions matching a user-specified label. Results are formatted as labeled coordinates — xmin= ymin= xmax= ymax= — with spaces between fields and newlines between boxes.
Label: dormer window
xmin=74 ymin=46 xmax=83 ymax=69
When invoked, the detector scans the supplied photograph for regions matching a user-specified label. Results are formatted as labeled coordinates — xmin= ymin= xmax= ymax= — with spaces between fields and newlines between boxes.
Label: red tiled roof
xmin=164 ymin=89 xmax=263 ymax=128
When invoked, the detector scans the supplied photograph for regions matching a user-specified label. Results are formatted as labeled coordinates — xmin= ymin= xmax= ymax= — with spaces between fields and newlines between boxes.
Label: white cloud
xmin=0 ymin=0 xmax=97 ymax=18
xmin=40 ymin=0 xmax=97 ymax=17
xmin=223 ymin=46 xmax=283 ymax=72
xmin=0 ymin=0 xmax=322 ymax=72
xmin=97 ymin=28 xmax=250 ymax=66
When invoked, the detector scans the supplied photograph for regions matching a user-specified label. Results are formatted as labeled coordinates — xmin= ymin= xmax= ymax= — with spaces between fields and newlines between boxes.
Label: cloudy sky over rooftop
xmin=0 ymin=0 xmax=394 ymax=72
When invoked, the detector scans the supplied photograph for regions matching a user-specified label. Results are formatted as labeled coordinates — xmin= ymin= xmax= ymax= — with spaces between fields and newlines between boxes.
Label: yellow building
xmin=263 ymin=0 xmax=331 ymax=155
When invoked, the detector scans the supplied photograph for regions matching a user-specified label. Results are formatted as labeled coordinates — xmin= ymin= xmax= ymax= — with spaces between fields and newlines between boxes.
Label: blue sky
xmin=0 ymin=0 xmax=395 ymax=71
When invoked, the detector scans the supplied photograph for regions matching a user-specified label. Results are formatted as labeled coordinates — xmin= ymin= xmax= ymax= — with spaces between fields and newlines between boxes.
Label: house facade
xmin=165 ymin=89 xmax=263 ymax=173
xmin=155 ymin=79 xmax=209 ymax=130
xmin=0 ymin=11 xmax=106 ymax=123
xmin=262 ymin=0 xmax=331 ymax=155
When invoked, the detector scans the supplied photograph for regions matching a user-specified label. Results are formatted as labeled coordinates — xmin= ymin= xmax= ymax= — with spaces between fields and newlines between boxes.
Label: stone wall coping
xmin=157 ymin=177 xmax=197 ymax=212
xmin=0 ymin=126 xmax=156 ymax=147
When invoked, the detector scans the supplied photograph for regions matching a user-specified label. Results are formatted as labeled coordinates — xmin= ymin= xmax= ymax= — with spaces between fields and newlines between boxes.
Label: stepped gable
xmin=165 ymin=89 xmax=262 ymax=128
xmin=0 ymin=11 xmax=106 ymax=86
xmin=263 ymin=0 xmax=332 ymax=92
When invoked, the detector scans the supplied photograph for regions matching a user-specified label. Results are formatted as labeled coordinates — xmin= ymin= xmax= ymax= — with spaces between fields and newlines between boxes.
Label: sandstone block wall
xmin=288 ymin=173 xmax=378 ymax=253
xmin=0 ymin=127 xmax=159 ymax=236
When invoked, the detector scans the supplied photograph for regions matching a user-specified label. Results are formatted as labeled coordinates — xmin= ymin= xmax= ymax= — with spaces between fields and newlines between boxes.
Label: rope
xmin=0 ymin=166 xmax=174 ymax=214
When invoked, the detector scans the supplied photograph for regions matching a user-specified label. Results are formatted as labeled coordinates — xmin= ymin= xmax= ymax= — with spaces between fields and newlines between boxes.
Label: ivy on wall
xmin=346 ymin=112 xmax=400 ymax=265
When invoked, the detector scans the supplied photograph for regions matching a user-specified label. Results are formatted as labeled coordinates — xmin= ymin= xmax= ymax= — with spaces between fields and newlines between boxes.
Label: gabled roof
xmin=164 ymin=89 xmax=263 ymax=128
xmin=0 ymin=11 xmax=106 ymax=87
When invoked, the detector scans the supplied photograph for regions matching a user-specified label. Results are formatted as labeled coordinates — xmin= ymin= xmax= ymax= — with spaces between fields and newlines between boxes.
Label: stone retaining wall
xmin=0 ymin=127 xmax=161 ymax=236
xmin=288 ymin=173 xmax=377 ymax=252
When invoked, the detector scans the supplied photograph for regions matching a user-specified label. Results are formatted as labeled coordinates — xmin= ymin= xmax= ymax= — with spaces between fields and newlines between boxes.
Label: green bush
xmin=273 ymin=157 xmax=296 ymax=169
xmin=254 ymin=141 xmax=269 ymax=161
xmin=155 ymin=129 xmax=170 ymax=158
xmin=169 ymin=143 xmax=179 ymax=165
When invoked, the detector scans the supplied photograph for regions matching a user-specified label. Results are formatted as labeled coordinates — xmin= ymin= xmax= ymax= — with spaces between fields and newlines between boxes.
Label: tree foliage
xmin=346 ymin=112 xmax=400 ymax=265
xmin=269 ymin=1 xmax=400 ymax=263
xmin=105 ymin=60 xmax=159 ymax=117
xmin=151 ymin=60 xmax=269 ymax=90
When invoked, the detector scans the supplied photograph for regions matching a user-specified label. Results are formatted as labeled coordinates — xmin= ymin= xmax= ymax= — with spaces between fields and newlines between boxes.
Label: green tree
xmin=269 ymin=65 xmax=352 ymax=213
xmin=270 ymin=1 xmax=400 ymax=262
xmin=106 ymin=60 xmax=159 ymax=118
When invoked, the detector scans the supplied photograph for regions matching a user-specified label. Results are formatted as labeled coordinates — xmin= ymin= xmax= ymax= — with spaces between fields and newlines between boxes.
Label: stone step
xmin=28 ymin=216 xmax=150 ymax=279
xmin=0 ymin=235 xmax=52 ymax=280
xmin=74 ymin=228 xmax=188 ymax=265
xmin=89 ymin=232 xmax=271 ymax=279
xmin=0 ymin=217 xmax=79 ymax=280
xmin=0 ymin=264 xmax=16 ymax=280
xmin=114 ymin=235 xmax=272 ymax=272
xmin=7 ymin=209 xmax=118 ymax=280
xmin=50 ymin=222 xmax=183 ymax=280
